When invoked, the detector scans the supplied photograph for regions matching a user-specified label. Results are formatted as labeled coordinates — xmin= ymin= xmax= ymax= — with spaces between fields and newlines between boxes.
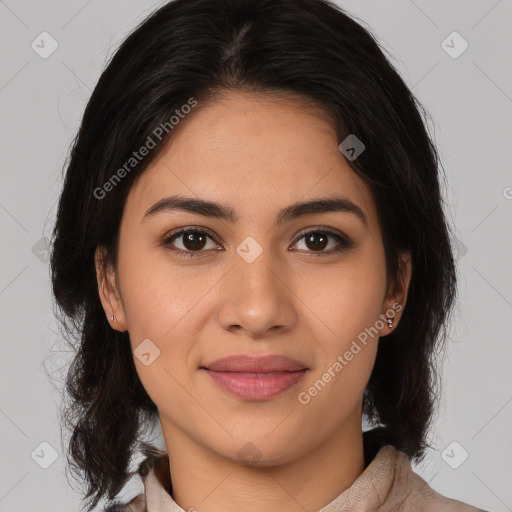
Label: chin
xmin=212 ymin=431 xmax=307 ymax=468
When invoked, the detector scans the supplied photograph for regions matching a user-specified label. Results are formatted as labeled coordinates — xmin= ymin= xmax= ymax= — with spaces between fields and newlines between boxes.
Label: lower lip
xmin=204 ymin=369 xmax=307 ymax=401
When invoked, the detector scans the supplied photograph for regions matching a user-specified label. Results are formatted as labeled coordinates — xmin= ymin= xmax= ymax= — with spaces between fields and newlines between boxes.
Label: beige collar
xmin=141 ymin=443 xmax=483 ymax=512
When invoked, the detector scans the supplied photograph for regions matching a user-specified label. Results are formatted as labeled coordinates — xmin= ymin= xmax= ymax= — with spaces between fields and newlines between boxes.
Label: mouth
xmin=200 ymin=354 xmax=309 ymax=401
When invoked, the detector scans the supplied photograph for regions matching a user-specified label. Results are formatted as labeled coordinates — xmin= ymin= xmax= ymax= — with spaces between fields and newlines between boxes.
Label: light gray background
xmin=1 ymin=1 xmax=511 ymax=511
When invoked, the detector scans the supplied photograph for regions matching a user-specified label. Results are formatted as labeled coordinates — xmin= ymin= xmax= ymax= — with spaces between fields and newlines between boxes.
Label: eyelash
xmin=162 ymin=226 xmax=354 ymax=258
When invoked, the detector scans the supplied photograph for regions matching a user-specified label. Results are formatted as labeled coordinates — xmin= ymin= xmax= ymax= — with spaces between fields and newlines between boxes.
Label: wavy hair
xmin=49 ymin=0 xmax=457 ymax=510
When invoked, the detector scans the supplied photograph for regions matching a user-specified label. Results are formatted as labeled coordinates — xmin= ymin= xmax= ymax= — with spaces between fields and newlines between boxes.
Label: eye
xmin=291 ymin=227 xmax=354 ymax=255
xmin=163 ymin=227 xmax=221 ymax=258
xmin=162 ymin=226 xmax=354 ymax=258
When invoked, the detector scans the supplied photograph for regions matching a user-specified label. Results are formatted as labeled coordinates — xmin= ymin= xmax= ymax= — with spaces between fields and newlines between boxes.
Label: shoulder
xmin=388 ymin=447 xmax=489 ymax=512
xmin=362 ymin=428 xmax=488 ymax=511
xmin=104 ymin=494 xmax=147 ymax=512
xmin=103 ymin=446 xmax=170 ymax=512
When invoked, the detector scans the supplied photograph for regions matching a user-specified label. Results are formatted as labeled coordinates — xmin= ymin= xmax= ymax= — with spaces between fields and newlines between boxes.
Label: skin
xmin=96 ymin=90 xmax=412 ymax=512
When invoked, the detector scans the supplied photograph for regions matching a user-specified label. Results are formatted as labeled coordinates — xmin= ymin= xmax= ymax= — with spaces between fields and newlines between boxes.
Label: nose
xmin=216 ymin=242 xmax=298 ymax=339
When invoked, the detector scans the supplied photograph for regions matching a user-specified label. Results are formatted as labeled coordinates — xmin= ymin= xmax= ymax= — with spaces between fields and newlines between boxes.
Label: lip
xmin=201 ymin=355 xmax=308 ymax=401
xmin=204 ymin=354 xmax=307 ymax=373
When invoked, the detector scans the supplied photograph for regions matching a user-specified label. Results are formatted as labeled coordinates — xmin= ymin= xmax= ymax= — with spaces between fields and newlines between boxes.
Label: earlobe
xmin=94 ymin=246 xmax=127 ymax=331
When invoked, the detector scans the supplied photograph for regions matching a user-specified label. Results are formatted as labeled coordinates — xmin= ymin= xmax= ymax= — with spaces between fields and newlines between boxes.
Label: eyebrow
xmin=142 ymin=195 xmax=367 ymax=227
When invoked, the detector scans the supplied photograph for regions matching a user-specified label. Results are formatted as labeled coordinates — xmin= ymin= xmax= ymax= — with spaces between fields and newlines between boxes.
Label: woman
xmin=50 ymin=0 xmax=488 ymax=510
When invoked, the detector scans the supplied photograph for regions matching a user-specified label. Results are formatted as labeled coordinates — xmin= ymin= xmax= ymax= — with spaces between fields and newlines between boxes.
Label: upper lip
xmin=202 ymin=354 xmax=307 ymax=373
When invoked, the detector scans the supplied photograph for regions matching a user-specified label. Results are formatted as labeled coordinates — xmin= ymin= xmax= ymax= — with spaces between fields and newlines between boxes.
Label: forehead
xmin=124 ymin=91 xmax=380 ymax=233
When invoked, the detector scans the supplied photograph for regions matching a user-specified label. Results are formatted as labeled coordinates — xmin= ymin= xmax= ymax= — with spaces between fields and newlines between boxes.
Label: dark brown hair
xmin=49 ymin=0 xmax=457 ymax=510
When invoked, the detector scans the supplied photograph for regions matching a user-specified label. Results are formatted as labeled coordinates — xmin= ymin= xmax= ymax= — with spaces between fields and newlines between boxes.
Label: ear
xmin=380 ymin=250 xmax=412 ymax=334
xmin=94 ymin=246 xmax=128 ymax=332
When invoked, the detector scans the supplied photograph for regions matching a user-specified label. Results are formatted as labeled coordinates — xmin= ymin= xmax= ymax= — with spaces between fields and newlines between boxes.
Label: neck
xmin=161 ymin=412 xmax=365 ymax=512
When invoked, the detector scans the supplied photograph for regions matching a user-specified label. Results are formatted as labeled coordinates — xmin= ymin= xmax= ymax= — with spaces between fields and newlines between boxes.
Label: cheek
xmin=302 ymin=247 xmax=387 ymax=352
xmin=118 ymin=240 xmax=206 ymax=340
xmin=295 ymin=245 xmax=386 ymax=412
xmin=116 ymin=240 xmax=227 ymax=400
xmin=297 ymin=345 xmax=376 ymax=446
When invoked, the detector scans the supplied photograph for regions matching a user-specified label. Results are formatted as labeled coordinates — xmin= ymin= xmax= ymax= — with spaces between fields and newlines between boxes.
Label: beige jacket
xmin=107 ymin=442 xmax=488 ymax=512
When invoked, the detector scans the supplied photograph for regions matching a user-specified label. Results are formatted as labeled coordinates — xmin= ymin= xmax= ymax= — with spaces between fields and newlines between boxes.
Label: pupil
xmin=306 ymin=233 xmax=327 ymax=251
xmin=184 ymin=232 xmax=206 ymax=250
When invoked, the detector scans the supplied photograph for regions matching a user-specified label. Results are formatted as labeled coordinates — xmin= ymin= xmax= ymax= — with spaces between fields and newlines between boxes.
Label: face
xmin=96 ymin=90 xmax=410 ymax=466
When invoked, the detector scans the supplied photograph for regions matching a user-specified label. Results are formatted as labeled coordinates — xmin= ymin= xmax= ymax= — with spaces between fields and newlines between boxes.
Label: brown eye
xmin=291 ymin=228 xmax=354 ymax=255
xmin=163 ymin=228 xmax=220 ymax=257
xmin=303 ymin=232 xmax=329 ymax=251
xmin=181 ymin=231 xmax=207 ymax=251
